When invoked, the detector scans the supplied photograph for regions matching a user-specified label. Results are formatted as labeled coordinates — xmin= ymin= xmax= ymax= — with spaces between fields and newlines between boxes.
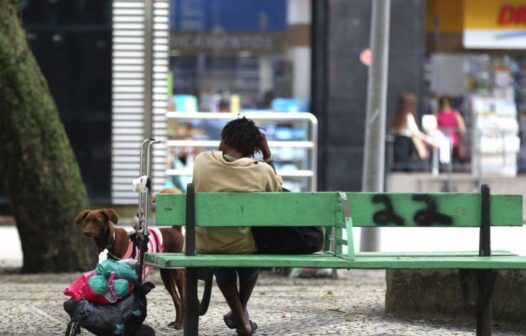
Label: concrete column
xmin=287 ymin=0 xmax=311 ymax=100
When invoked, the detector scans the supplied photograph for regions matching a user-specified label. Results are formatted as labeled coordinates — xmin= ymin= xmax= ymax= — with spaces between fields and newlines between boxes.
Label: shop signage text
xmin=498 ymin=5 xmax=526 ymax=25
xmin=170 ymin=32 xmax=287 ymax=53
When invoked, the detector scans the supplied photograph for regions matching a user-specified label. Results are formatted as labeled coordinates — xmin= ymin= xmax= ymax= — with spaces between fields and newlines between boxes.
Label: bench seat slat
xmin=356 ymin=250 xmax=517 ymax=257
xmin=145 ymin=252 xmax=526 ymax=270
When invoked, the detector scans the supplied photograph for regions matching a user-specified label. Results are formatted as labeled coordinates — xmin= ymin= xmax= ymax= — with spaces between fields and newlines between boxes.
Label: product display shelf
xmin=165 ymin=112 xmax=318 ymax=192
xmin=470 ymin=96 xmax=520 ymax=177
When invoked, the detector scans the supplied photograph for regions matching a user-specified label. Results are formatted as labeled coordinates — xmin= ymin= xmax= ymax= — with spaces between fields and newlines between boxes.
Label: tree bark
xmin=0 ymin=1 xmax=97 ymax=272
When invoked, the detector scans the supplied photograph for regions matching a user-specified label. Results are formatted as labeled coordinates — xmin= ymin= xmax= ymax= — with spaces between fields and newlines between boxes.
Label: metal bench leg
xmin=184 ymin=183 xmax=200 ymax=335
xmin=460 ymin=269 xmax=498 ymax=336
xmin=198 ymin=268 xmax=214 ymax=316
xmin=475 ymin=185 xmax=498 ymax=336
xmin=476 ymin=270 xmax=498 ymax=336
xmin=184 ymin=267 xmax=199 ymax=336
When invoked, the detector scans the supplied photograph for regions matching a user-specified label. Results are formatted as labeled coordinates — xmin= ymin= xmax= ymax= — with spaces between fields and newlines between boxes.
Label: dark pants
xmin=393 ymin=136 xmax=414 ymax=171
xmin=214 ymin=267 xmax=259 ymax=285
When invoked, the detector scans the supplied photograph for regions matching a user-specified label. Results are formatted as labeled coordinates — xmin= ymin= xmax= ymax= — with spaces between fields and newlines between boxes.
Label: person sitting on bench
xmin=192 ymin=117 xmax=282 ymax=336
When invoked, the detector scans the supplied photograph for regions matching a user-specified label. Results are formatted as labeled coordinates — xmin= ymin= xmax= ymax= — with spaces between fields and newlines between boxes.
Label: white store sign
xmin=464 ymin=29 xmax=526 ymax=49
xmin=463 ymin=1 xmax=526 ymax=49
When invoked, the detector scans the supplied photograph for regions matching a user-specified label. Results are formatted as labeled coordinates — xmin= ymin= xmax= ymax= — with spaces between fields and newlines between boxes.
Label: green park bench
xmin=145 ymin=183 xmax=524 ymax=336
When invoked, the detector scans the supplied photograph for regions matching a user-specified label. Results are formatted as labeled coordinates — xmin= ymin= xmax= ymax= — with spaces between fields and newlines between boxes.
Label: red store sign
xmin=498 ymin=5 xmax=526 ymax=25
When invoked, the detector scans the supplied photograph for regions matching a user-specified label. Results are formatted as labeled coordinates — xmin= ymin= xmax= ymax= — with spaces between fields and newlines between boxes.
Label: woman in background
xmin=390 ymin=91 xmax=437 ymax=171
xmin=436 ymin=95 xmax=467 ymax=162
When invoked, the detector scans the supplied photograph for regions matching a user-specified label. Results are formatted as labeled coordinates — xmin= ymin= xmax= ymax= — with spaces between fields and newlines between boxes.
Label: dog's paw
xmin=168 ymin=321 xmax=184 ymax=330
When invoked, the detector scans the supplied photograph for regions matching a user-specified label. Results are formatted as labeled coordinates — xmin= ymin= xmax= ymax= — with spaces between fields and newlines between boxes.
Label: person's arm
xmin=259 ymin=134 xmax=276 ymax=172
xmin=455 ymin=111 xmax=466 ymax=135
xmin=408 ymin=114 xmax=438 ymax=147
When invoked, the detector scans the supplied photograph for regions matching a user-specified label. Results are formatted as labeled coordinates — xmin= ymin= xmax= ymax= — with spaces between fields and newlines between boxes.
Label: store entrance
xmin=427 ymin=53 xmax=524 ymax=177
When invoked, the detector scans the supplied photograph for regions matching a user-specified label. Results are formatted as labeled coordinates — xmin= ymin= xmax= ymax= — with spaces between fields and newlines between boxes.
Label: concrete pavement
xmin=2 ymin=224 xmax=526 ymax=335
xmin=0 ymin=266 xmax=524 ymax=336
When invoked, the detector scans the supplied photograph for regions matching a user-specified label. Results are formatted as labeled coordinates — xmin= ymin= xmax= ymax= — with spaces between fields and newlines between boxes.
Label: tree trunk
xmin=0 ymin=0 xmax=97 ymax=272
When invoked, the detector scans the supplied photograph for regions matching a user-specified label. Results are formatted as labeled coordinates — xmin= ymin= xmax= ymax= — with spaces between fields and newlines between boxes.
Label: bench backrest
xmin=155 ymin=192 xmax=522 ymax=228
xmin=154 ymin=186 xmax=522 ymax=260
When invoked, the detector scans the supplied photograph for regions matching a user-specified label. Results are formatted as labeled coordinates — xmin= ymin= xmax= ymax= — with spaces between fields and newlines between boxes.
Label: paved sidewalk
xmin=0 ymin=266 xmax=524 ymax=336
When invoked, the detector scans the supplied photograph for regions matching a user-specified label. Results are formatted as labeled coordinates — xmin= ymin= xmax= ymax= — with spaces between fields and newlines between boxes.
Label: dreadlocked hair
xmin=221 ymin=117 xmax=263 ymax=157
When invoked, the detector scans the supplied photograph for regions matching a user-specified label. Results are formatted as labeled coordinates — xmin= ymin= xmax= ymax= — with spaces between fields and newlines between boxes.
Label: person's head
xmin=438 ymin=95 xmax=451 ymax=111
xmin=391 ymin=91 xmax=417 ymax=129
xmin=261 ymin=90 xmax=275 ymax=109
xmin=218 ymin=99 xmax=230 ymax=112
xmin=220 ymin=117 xmax=263 ymax=157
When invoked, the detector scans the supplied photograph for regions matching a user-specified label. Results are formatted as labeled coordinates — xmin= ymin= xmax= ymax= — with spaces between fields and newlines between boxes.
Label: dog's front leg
xmin=160 ymin=269 xmax=184 ymax=329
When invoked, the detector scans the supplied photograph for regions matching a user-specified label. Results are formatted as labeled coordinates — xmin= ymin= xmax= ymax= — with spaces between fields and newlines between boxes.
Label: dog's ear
xmin=74 ymin=209 xmax=90 ymax=225
xmin=101 ymin=208 xmax=119 ymax=224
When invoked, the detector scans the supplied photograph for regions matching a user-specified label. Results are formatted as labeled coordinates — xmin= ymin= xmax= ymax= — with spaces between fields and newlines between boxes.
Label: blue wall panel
xmin=170 ymin=0 xmax=287 ymax=32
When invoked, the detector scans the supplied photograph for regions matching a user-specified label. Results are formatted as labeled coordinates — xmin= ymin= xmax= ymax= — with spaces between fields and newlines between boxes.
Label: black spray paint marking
xmin=412 ymin=194 xmax=453 ymax=226
xmin=372 ymin=194 xmax=405 ymax=226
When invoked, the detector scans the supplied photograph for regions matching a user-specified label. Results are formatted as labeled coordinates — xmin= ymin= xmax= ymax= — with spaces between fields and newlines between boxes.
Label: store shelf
xmin=166 ymin=111 xmax=318 ymax=122
xmin=165 ymin=112 xmax=318 ymax=191
xmin=470 ymin=96 xmax=520 ymax=177
xmin=165 ymin=140 xmax=315 ymax=148
xmin=166 ymin=169 xmax=314 ymax=178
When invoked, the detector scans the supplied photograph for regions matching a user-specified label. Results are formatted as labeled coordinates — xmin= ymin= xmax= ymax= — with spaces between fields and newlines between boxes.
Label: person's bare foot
xmin=223 ymin=310 xmax=249 ymax=329
xmin=223 ymin=311 xmax=236 ymax=329
xmin=236 ymin=320 xmax=257 ymax=336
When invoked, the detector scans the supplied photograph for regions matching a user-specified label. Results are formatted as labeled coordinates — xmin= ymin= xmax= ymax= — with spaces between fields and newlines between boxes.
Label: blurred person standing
xmin=390 ymin=91 xmax=437 ymax=171
xmin=436 ymin=95 xmax=467 ymax=162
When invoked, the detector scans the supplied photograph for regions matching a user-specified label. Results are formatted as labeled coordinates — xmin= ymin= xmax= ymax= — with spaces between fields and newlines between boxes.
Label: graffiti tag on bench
xmin=372 ymin=194 xmax=453 ymax=227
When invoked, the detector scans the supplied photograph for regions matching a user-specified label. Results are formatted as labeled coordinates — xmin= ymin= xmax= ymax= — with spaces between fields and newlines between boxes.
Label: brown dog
xmin=75 ymin=208 xmax=185 ymax=329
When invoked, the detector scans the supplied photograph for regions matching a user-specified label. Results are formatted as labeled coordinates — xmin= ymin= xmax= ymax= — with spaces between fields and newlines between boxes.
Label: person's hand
xmin=427 ymin=136 xmax=439 ymax=148
xmin=258 ymin=134 xmax=271 ymax=160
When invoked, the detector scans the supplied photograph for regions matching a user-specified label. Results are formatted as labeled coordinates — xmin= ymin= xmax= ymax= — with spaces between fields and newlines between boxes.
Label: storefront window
xmin=170 ymin=53 xmax=294 ymax=111
xmin=165 ymin=0 xmax=314 ymax=192
xmin=421 ymin=0 xmax=525 ymax=177
xmin=168 ymin=0 xmax=310 ymax=112
xmin=19 ymin=0 xmax=112 ymax=203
